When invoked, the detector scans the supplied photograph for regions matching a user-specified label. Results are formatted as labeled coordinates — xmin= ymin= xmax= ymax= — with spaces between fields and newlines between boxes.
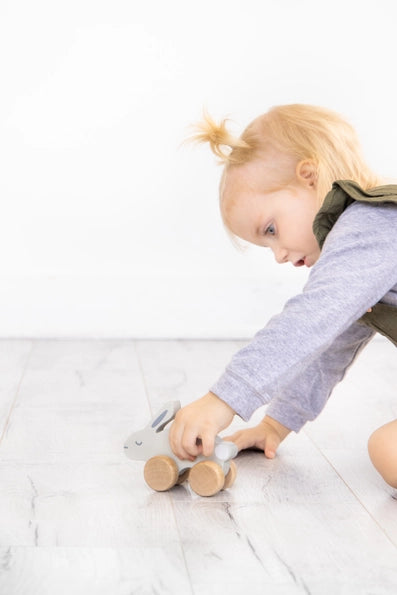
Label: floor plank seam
xmin=170 ymin=497 xmax=196 ymax=595
xmin=303 ymin=429 xmax=397 ymax=550
xmin=0 ymin=340 xmax=35 ymax=448
xmin=133 ymin=340 xmax=154 ymax=418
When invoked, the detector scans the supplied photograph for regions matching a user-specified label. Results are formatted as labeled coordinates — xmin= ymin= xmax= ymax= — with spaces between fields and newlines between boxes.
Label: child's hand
xmin=169 ymin=392 xmax=235 ymax=460
xmin=224 ymin=416 xmax=291 ymax=459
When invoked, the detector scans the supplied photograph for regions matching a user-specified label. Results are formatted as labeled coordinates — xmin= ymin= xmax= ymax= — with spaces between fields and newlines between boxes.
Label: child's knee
xmin=368 ymin=421 xmax=397 ymax=488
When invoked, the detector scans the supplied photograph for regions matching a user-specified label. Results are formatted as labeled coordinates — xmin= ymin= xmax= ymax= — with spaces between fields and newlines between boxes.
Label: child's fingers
xmin=224 ymin=428 xmax=261 ymax=452
xmin=223 ymin=430 xmax=249 ymax=451
xmin=169 ymin=392 xmax=235 ymax=460
xmin=224 ymin=426 xmax=281 ymax=458
xmin=199 ymin=431 xmax=216 ymax=458
xmin=171 ymin=430 xmax=216 ymax=460
xmin=169 ymin=423 xmax=198 ymax=461
xmin=263 ymin=433 xmax=281 ymax=459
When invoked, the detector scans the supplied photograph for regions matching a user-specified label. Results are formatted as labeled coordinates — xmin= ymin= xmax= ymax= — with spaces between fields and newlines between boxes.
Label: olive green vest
xmin=312 ymin=180 xmax=397 ymax=346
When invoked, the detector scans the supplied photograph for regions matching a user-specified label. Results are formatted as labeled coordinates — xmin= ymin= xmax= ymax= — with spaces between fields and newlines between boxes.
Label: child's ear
xmin=296 ymin=160 xmax=317 ymax=188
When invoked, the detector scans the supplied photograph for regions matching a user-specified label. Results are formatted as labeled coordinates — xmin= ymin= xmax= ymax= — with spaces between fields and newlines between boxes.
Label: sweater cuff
xmin=265 ymin=401 xmax=308 ymax=433
xmin=210 ymin=371 xmax=270 ymax=422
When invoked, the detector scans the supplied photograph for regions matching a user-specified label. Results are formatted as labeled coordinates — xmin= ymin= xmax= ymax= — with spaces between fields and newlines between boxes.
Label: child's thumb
xmin=264 ymin=434 xmax=281 ymax=459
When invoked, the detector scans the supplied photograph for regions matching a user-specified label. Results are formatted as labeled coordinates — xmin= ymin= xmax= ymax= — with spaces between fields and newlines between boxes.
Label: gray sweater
xmin=210 ymin=201 xmax=397 ymax=431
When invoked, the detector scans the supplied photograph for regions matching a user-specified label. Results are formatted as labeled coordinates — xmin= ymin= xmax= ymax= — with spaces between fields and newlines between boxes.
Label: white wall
xmin=0 ymin=0 xmax=396 ymax=338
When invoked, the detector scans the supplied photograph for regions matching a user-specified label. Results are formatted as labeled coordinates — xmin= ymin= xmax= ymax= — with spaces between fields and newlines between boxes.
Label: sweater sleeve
xmin=210 ymin=201 xmax=397 ymax=421
xmin=265 ymin=321 xmax=374 ymax=431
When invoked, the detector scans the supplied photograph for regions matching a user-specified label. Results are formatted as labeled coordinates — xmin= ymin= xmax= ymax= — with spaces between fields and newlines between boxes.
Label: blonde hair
xmin=192 ymin=104 xmax=381 ymax=207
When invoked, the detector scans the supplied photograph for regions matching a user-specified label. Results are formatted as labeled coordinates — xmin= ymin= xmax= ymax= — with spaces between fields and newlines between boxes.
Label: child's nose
xmin=273 ymin=246 xmax=288 ymax=264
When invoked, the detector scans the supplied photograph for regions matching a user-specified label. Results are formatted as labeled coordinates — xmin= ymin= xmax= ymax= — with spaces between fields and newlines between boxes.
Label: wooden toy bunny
xmin=124 ymin=400 xmax=238 ymax=496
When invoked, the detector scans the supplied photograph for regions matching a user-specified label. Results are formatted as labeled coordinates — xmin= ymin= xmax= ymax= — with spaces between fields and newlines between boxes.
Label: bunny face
xmin=124 ymin=427 xmax=151 ymax=460
xmin=124 ymin=401 xmax=181 ymax=462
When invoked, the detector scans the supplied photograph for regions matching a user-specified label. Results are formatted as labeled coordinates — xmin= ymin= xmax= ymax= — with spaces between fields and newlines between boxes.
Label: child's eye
xmin=265 ymin=223 xmax=276 ymax=236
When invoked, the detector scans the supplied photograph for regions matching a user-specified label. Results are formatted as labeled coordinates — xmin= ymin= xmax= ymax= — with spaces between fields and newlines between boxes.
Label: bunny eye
xmin=135 ymin=440 xmax=143 ymax=446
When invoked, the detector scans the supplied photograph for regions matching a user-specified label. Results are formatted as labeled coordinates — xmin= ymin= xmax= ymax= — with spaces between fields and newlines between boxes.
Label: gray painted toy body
xmin=124 ymin=400 xmax=238 ymax=476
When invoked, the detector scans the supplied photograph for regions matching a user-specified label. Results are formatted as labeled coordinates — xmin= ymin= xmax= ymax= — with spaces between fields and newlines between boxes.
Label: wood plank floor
xmin=0 ymin=337 xmax=396 ymax=594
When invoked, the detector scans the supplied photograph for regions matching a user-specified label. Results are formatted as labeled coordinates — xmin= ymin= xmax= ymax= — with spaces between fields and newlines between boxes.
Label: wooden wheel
xmin=144 ymin=456 xmax=179 ymax=491
xmin=176 ymin=468 xmax=190 ymax=485
xmin=223 ymin=460 xmax=237 ymax=489
xmin=188 ymin=461 xmax=225 ymax=497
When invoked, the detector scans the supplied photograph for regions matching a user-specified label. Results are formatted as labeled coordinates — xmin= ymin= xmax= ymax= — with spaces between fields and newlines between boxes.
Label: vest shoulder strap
xmin=313 ymin=180 xmax=397 ymax=248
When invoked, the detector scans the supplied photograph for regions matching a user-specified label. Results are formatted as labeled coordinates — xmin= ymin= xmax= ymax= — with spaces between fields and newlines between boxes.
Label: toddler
xmin=169 ymin=104 xmax=397 ymax=487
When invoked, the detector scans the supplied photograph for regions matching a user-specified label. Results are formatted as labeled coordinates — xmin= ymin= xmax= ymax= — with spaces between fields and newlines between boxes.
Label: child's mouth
xmin=294 ymin=259 xmax=305 ymax=267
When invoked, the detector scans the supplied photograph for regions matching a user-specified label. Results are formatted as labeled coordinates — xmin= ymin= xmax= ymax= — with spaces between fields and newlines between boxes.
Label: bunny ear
xmin=149 ymin=401 xmax=181 ymax=433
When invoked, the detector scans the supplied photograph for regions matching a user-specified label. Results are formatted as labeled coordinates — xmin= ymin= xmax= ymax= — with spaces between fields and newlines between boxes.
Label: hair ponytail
xmin=190 ymin=111 xmax=251 ymax=164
